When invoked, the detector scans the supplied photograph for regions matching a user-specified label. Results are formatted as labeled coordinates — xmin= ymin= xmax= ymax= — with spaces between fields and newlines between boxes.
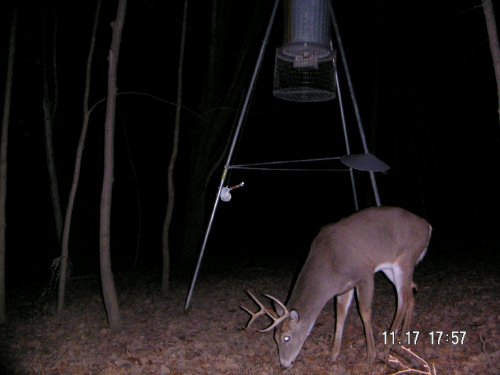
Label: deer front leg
xmin=330 ymin=288 xmax=354 ymax=361
xmin=356 ymin=280 xmax=376 ymax=369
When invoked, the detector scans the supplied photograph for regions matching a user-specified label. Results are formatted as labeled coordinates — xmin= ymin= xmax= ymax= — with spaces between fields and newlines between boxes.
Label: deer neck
xmin=287 ymin=269 xmax=344 ymax=326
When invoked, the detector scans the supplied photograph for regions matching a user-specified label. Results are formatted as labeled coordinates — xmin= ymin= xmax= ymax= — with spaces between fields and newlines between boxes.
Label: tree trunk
xmin=42 ymin=11 xmax=63 ymax=245
xmin=100 ymin=0 xmax=127 ymax=331
xmin=57 ymin=0 xmax=101 ymax=314
xmin=0 ymin=5 xmax=17 ymax=325
xmin=161 ymin=0 xmax=189 ymax=296
xmin=482 ymin=0 xmax=500 ymax=127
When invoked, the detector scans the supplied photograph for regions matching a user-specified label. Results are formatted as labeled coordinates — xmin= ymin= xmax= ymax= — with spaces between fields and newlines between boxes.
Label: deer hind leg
xmin=401 ymin=282 xmax=417 ymax=334
xmin=330 ymin=288 xmax=354 ymax=362
xmin=356 ymin=279 xmax=376 ymax=367
xmin=385 ymin=266 xmax=415 ymax=336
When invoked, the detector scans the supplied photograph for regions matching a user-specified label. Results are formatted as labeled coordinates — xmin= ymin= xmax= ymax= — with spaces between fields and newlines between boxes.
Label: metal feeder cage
xmin=273 ymin=0 xmax=336 ymax=102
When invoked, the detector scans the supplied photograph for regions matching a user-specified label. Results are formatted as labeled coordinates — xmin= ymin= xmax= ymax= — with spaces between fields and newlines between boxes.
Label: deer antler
xmin=240 ymin=290 xmax=269 ymax=329
xmin=241 ymin=290 xmax=290 ymax=332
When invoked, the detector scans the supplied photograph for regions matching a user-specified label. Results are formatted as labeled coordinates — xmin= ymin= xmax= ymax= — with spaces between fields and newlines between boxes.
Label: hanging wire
xmin=230 ymin=156 xmax=342 ymax=168
xmin=229 ymin=155 xmax=350 ymax=172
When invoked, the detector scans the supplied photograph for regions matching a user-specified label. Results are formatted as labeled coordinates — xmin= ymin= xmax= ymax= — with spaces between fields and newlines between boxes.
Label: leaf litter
xmin=0 ymin=249 xmax=498 ymax=374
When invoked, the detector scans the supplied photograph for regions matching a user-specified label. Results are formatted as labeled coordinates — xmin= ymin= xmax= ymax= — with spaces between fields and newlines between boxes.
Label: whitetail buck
xmin=241 ymin=206 xmax=432 ymax=369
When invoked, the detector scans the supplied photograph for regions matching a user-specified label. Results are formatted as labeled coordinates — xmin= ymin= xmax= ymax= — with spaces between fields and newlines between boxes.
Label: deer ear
xmin=290 ymin=309 xmax=300 ymax=322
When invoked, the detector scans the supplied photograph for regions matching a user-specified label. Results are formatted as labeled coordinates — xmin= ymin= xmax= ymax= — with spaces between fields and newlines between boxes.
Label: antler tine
xmin=263 ymin=293 xmax=289 ymax=316
xmin=240 ymin=290 xmax=270 ymax=329
xmin=258 ymin=293 xmax=290 ymax=332
xmin=241 ymin=290 xmax=291 ymax=332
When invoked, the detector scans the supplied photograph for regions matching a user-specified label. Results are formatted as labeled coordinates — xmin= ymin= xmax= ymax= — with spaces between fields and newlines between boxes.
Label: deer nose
xmin=280 ymin=359 xmax=293 ymax=369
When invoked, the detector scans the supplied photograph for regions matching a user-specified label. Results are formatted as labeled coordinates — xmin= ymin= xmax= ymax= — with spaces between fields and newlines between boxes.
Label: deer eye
xmin=283 ymin=335 xmax=291 ymax=343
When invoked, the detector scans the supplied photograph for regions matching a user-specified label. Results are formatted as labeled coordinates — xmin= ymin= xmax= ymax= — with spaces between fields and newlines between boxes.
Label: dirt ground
xmin=1 ymin=247 xmax=499 ymax=375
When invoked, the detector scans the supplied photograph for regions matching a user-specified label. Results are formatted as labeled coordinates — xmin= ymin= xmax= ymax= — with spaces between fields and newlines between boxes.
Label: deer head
xmin=241 ymin=291 xmax=308 ymax=368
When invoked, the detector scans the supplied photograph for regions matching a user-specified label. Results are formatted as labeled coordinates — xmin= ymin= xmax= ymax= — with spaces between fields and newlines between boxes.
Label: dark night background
xmin=1 ymin=0 xmax=499 ymax=290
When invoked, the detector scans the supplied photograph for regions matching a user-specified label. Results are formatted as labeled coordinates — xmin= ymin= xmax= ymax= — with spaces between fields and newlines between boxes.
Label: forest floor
xmin=1 ymin=244 xmax=499 ymax=375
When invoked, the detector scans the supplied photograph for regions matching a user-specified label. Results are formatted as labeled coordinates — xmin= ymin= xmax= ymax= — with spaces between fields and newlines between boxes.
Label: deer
xmin=241 ymin=206 xmax=432 ymax=369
